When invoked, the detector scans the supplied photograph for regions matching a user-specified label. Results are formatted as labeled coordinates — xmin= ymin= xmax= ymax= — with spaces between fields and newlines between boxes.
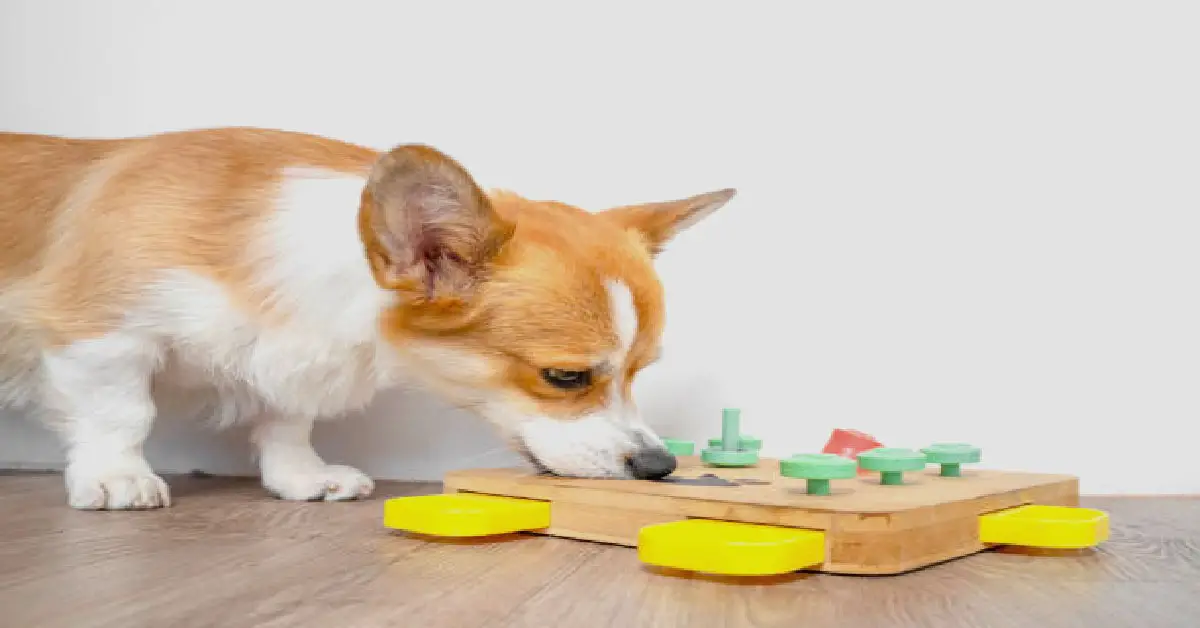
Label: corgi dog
xmin=0 ymin=128 xmax=734 ymax=510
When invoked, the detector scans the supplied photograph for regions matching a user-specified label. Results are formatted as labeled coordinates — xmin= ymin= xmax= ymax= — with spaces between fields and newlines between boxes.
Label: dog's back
xmin=0 ymin=133 xmax=116 ymax=281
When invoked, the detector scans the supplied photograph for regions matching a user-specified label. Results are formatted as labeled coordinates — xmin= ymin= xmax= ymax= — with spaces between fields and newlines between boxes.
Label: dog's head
xmin=358 ymin=144 xmax=732 ymax=479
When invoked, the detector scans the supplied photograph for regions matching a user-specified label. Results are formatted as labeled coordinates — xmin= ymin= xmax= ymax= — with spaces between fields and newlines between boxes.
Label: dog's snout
xmin=626 ymin=448 xmax=677 ymax=481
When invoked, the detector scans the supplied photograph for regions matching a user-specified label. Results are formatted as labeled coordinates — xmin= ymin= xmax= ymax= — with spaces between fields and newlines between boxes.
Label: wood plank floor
xmin=1 ymin=472 xmax=1197 ymax=628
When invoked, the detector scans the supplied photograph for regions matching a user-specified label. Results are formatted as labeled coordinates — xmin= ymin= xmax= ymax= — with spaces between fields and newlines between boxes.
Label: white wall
xmin=2 ymin=1 xmax=1197 ymax=494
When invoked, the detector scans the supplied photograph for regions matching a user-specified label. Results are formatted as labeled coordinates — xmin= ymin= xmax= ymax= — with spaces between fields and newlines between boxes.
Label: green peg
xmin=779 ymin=453 xmax=857 ymax=495
xmin=721 ymin=408 xmax=739 ymax=448
xmin=700 ymin=408 xmax=759 ymax=467
xmin=662 ymin=439 xmax=696 ymax=456
xmin=856 ymin=448 xmax=927 ymax=485
xmin=920 ymin=443 xmax=981 ymax=477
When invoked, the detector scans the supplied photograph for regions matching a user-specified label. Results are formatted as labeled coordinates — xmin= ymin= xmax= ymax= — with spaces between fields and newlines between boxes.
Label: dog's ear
xmin=602 ymin=188 xmax=736 ymax=255
xmin=360 ymin=144 xmax=514 ymax=302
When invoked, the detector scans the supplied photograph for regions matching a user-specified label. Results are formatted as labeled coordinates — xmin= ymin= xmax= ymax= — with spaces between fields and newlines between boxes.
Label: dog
xmin=0 ymin=127 xmax=734 ymax=510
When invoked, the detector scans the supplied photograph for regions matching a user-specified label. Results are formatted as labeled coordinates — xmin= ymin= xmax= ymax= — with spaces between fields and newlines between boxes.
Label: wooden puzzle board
xmin=443 ymin=456 xmax=1080 ymax=575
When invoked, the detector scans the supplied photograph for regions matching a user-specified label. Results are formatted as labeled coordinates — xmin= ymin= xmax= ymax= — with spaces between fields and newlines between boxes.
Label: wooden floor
xmin=1 ymin=472 xmax=1197 ymax=628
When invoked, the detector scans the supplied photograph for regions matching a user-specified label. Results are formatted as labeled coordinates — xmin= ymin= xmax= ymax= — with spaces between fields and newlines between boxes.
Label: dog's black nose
xmin=627 ymin=448 xmax=678 ymax=480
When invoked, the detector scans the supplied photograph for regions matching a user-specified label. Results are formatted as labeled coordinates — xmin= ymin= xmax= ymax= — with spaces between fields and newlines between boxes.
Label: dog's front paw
xmin=262 ymin=464 xmax=374 ymax=502
xmin=65 ymin=456 xmax=171 ymax=510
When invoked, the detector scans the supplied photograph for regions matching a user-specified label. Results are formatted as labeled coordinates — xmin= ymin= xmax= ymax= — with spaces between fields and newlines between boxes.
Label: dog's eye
xmin=541 ymin=368 xmax=592 ymax=390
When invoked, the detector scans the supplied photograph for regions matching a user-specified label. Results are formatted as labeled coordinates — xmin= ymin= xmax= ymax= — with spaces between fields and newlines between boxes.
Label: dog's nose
xmin=626 ymin=448 xmax=677 ymax=480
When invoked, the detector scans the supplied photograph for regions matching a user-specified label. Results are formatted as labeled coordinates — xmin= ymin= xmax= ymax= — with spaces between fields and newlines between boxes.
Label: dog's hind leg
xmin=42 ymin=331 xmax=170 ymax=510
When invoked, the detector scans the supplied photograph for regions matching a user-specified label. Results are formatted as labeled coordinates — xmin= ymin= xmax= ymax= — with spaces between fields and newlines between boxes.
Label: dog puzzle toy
xmin=383 ymin=412 xmax=1110 ymax=580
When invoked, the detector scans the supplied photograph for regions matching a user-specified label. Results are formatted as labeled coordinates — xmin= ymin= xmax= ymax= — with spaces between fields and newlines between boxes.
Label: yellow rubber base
xmin=637 ymin=519 xmax=826 ymax=576
xmin=979 ymin=504 xmax=1110 ymax=549
xmin=383 ymin=493 xmax=551 ymax=537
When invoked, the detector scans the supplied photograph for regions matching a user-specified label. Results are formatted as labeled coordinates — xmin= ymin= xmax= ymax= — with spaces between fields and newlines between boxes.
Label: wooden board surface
xmin=446 ymin=455 xmax=1077 ymax=513
xmin=444 ymin=456 xmax=1082 ymax=575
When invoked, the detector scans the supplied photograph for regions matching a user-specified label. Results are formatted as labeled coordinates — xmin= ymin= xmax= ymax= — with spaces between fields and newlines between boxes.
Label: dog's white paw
xmin=263 ymin=464 xmax=374 ymax=502
xmin=65 ymin=457 xmax=171 ymax=510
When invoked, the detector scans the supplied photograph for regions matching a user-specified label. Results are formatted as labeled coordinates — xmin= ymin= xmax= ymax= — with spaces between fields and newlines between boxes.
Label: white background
xmin=2 ymin=2 xmax=1197 ymax=494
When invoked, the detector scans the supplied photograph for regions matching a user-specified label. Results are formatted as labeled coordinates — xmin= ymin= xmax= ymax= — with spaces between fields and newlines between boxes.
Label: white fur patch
xmin=605 ymin=279 xmax=641 ymax=419
xmin=607 ymin=279 xmax=638 ymax=368
xmin=257 ymin=168 xmax=397 ymax=333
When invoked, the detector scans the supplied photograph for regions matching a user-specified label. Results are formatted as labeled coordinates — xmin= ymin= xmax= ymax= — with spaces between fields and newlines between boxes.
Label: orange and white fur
xmin=0 ymin=128 xmax=733 ymax=510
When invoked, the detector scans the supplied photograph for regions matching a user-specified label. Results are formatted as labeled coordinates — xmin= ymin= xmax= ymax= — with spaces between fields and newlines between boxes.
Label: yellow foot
xmin=383 ymin=493 xmax=551 ymax=537
xmin=979 ymin=504 xmax=1110 ymax=549
xmin=637 ymin=519 xmax=826 ymax=576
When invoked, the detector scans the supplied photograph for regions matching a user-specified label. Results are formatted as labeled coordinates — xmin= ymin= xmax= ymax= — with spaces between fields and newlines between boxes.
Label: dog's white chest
xmin=160 ymin=326 xmax=392 ymax=422
xmin=148 ymin=273 xmax=399 ymax=423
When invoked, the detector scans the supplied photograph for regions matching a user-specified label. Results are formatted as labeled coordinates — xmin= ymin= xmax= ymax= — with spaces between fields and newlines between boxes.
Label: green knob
xmin=700 ymin=408 xmax=759 ymax=468
xmin=856 ymin=448 xmax=927 ymax=485
xmin=779 ymin=453 xmax=857 ymax=495
xmin=700 ymin=449 xmax=760 ymax=466
xmin=707 ymin=436 xmax=762 ymax=451
xmin=662 ymin=439 xmax=696 ymax=456
xmin=920 ymin=443 xmax=981 ymax=477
